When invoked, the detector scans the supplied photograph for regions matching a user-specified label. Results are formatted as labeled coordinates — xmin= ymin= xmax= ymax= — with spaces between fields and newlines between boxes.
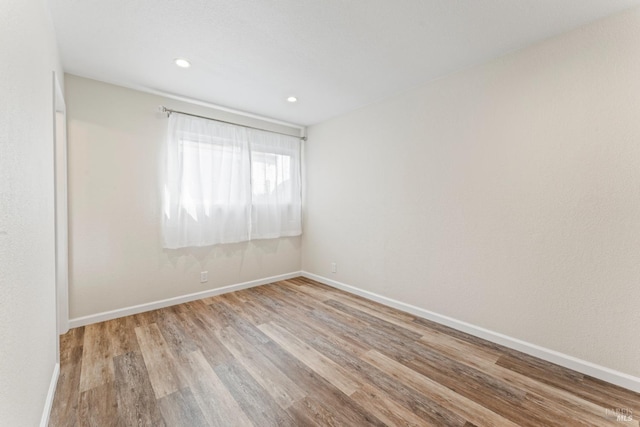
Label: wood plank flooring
xmin=49 ymin=277 xmax=640 ymax=426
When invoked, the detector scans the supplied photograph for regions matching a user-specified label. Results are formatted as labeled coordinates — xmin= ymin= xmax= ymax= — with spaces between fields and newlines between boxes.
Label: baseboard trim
xmin=301 ymin=271 xmax=640 ymax=393
xmin=69 ymin=271 xmax=302 ymax=328
xmin=40 ymin=362 xmax=60 ymax=427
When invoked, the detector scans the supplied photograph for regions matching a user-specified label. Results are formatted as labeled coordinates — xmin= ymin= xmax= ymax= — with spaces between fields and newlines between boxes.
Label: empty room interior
xmin=3 ymin=0 xmax=640 ymax=425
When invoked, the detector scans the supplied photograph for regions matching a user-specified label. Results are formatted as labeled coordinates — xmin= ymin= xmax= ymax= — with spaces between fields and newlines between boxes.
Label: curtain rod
xmin=160 ymin=106 xmax=307 ymax=141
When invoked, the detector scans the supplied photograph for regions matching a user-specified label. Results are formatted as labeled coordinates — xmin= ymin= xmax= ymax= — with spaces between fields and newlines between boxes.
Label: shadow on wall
xmin=162 ymin=236 xmax=301 ymax=273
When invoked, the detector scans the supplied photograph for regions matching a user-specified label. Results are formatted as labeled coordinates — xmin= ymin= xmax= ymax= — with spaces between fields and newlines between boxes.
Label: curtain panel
xmin=162 ymin=113 xmax=302 ymax=248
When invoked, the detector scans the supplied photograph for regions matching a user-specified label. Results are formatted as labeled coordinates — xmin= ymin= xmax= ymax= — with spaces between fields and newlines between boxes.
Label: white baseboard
xmin=40 ymin=362 xmax=60 ymax=427
xmin=68 ymin=272 xmax=302 ymax=328
xmin=301 ymin=271 xmax=640 ymax=393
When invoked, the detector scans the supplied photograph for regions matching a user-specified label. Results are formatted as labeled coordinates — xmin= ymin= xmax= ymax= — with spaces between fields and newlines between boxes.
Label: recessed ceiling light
xmin=287 ymin=96 xmax=298 ymax=103
xmin=174 ymin=58 xmax=191 ymax=68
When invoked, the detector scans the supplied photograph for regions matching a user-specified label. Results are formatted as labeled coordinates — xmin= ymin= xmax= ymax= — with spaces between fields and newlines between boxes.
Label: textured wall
xmin=0 ymin=0 xmax=62 ymax=425
xmin=65 ymin=75 xmax=302 ymax=319
xmin=303 ymin=8 xmax=640 ymax=378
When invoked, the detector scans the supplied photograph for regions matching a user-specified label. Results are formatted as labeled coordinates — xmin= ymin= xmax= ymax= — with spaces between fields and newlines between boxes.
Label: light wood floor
xmin=50 ymin=277 xmax=639 ymax=426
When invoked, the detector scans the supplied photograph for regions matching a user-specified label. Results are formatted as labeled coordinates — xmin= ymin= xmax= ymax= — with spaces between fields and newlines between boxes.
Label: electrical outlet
xmin=331 ymin=262 xmax=337 ymax=273
xmin=200 ymin=271 xmax=208 ymax=283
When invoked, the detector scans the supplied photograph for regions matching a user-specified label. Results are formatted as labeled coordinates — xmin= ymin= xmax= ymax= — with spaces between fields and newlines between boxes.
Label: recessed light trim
xmin=174 ymin=58 xmax=191 ymax=68
xmin=287 ymin=96 xmax=298 ymax=103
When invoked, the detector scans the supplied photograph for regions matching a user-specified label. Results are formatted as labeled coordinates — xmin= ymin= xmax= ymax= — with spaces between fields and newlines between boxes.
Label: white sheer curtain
xmin=162 ymin=113 xmax=301 ymax=248
xmin=248 ymin=128 xmax=302 ymax=239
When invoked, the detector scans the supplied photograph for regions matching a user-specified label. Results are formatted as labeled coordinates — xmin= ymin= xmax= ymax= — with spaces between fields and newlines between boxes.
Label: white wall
xmin=303 ymin=8 xmax=640 ymax=379
xmin=65 ymin=75 xmax=302 ymax=319
xmin=0 ymin=0 xmax=62 ymax=425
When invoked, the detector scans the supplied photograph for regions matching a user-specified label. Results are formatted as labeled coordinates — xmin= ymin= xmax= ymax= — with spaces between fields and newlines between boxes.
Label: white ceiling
xmin=49 ymin=0 xmax=640 ymax=126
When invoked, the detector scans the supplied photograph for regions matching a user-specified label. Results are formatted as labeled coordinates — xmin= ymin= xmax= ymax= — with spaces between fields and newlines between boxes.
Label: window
xmin=162 ymin=113 xmax=301 ymax=248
